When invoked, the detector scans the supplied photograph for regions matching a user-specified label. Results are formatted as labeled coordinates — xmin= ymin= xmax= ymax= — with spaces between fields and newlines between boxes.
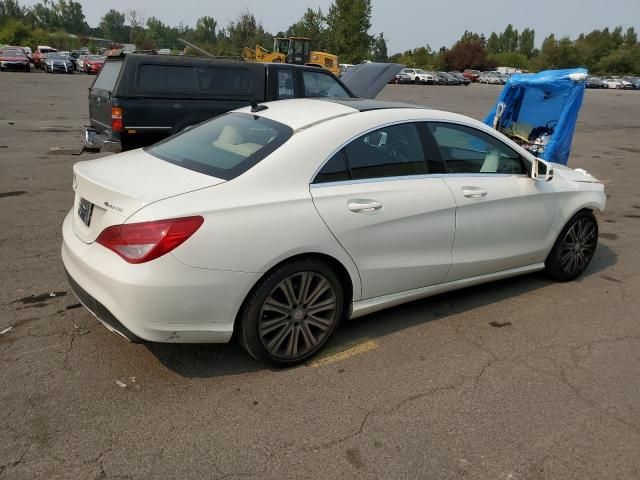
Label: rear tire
xmin=545 ymin=210 xmax=598 ymax=282
xmin=238 ymin=258 xmax=344 ymax=367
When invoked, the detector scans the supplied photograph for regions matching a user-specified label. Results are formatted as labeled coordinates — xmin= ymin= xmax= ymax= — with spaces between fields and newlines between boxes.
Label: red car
xmin=84 ymin=55 xmax=106 ymax=75
xmin=32 ymin=46 xmax=57 ymax=69
xmin=463 ymin=69 xmax=481 ymax=82
xmin=0 ymin=48 xmax=30 ymax=72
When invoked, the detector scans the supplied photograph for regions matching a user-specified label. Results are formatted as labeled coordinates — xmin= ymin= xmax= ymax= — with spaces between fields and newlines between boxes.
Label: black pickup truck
xmin=83 ymin=53 xmax=400 ymax=152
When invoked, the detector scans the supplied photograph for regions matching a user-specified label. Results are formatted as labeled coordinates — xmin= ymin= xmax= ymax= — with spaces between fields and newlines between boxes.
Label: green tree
xmin=487 ymin=32 xmax=500 ymax=54
xmin=0 ymin=0 xmax=26 ymax=23
xmin=326 ymin=0 xmax=372 ymax=64
xmin=519 ymin=28 xmax=535 ymax=58
xmin=57 ymin=0 xmax=87 ymax=34
xmin=98 ymin=9 xmax=126 ymax=42
xmin=624 ymin=27 xmax=637 ymax=48
xmin=370 ymin=32 xmax=388 ymax=61
xmin=287 ymin=8 xmax=329 ymax=51
xmin=194 ymin=16 xmax=217 ymax=43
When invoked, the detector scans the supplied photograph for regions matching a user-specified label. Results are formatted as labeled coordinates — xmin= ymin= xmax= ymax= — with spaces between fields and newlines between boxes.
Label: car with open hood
xmin=63 ymin=97 xmax=606 ymax=366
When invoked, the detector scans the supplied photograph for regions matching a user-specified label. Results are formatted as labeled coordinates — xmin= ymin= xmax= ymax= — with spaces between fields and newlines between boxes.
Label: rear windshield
xmin=137 ymin=64 xmax=252 ymax=95
xmin=92 ymin=61 xmax=122 ymax=91
xmin=147 ymin=113 xmax=293 ymax=180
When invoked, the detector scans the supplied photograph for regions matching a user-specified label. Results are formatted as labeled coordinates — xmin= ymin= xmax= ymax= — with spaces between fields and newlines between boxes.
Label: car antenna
xmin=251 ymin=101 xmax=268 ymax=113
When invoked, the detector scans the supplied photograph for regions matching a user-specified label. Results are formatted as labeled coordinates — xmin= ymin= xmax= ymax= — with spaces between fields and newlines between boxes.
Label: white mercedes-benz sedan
xmin=62 ymin=98 xmax=606 ymax=366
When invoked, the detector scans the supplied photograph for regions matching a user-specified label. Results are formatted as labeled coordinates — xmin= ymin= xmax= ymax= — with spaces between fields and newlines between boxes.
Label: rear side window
xmin=314 ymin=151 xmax=350 ymax=183
xmin=147 ymin=113 xmax=292 ymax=180
xmin=137 ymin=64 xmax=252 ymax=94
xmin=313 ymin=123 xmax=427 ymax=183
xmin=138 ymin=64 xmax=198 ymax=91
xmin=92 ymin=61 xmax=122 ymax=91
xmin=302 ymin=71 xmax=350 ymax=98
xmin=196 ymin=66 xmax=252 ymax=94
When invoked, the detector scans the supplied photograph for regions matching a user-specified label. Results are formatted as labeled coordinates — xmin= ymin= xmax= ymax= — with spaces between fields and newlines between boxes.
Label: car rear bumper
xmin=82 ymin=126 xmax=122 ymax=152
xmin=61 ymin=210 xmax=257 ymax=343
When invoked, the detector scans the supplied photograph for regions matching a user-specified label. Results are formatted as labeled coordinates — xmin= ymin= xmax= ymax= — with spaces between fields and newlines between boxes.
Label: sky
xmin=20 ymin=0 xmax=640 ymax=53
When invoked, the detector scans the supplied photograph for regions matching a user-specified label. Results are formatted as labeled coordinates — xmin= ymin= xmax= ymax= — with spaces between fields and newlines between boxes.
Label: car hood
xmin=340 ymin=62 xmax=405 ymax=99
xmin=1 ymin=56 xmax=28 ymax=61
xmin=551 ymin=163 xmax=601 ymax=183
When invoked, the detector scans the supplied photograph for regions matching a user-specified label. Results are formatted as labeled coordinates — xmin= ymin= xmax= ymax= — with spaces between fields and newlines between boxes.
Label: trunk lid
xmin=71 ymin=149 xmax=225 ymax=243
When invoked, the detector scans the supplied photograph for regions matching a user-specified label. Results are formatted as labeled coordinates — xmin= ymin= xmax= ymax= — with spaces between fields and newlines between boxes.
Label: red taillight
xmin=111 ymin=106 xmax=123 ymax=133
xmin=96 ymin=216 xmax=204 ymax=264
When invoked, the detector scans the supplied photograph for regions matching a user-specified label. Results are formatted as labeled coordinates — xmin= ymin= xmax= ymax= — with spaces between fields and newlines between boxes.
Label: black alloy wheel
xmin=545 ymin=210 xmax=598 ymax=281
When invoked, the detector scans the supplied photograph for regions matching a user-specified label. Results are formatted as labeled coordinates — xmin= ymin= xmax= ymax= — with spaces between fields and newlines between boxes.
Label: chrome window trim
xmin=123 ymin=126 xmax=172 ymax=130
xmin=311 ymin=172 xmax=530 ymax=189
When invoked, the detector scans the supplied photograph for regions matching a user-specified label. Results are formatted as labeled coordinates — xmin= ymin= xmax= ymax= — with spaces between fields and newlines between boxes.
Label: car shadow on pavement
xmin=144 ymin=244 xmax=617 ymax=378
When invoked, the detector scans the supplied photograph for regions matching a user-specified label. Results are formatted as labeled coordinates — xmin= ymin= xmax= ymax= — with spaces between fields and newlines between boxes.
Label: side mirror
xmin=532 ymin=158 xmax=554 ymax=182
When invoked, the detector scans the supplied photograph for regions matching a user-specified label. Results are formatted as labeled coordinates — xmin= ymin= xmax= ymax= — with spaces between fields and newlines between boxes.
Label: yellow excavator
xmin=244 ymin=37 xmax=339 ymax=76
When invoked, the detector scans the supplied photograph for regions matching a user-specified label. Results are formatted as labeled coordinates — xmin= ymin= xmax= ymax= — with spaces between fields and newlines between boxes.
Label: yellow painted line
xmin=308 ymin=339 xmax=378 ymax=368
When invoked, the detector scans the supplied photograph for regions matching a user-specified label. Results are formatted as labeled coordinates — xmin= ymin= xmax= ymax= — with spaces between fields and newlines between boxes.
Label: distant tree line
xmin=1 ymin=0 xmax=638 ymax=74
xmin=391 ymin=24 xmax=640 ymax=74
xmin=0 ymin=0 xmax=380 ymax=63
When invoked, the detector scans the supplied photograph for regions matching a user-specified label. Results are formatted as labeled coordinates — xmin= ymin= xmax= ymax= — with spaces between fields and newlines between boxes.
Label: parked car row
xmin=0 ymin=44 xmax=106 ymax=75
xmin=392 ymin=68 xmax=470 ymax=85
xmin=587 ymin=76 xmax=640 ymax=89
xmin=478 ymin=71 xmax=510 ymax=84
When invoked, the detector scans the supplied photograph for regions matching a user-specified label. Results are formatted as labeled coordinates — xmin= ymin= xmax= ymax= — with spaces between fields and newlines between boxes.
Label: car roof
xmin=236 ymin=98 xmax=431 ymax=131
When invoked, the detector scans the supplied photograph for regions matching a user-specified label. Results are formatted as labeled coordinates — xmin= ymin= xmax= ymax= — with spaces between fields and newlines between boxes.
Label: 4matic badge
xmin=104 ymin=201 xmax=124 ymax=213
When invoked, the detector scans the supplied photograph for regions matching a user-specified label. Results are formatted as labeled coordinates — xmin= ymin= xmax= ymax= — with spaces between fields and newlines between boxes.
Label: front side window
xmin=147 ymin=113 xmax=293 ymax=180
xmin=302 ymin=70 xmax=350 ymax=98
xmin=428 ymin=123 xmax=526 ymax=175
xmin=313 ymin=123 xmax=427 ymax=183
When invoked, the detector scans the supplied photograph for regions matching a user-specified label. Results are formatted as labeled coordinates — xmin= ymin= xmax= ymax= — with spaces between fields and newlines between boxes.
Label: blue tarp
xmin=484 ymin=68 xmax=587 ymax=165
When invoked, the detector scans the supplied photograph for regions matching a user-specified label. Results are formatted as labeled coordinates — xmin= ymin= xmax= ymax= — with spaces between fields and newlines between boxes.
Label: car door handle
xmin=461 ymin=188 xmax=487 ymax=198
xmin=348 ymin=199 xmax=383 ymax=213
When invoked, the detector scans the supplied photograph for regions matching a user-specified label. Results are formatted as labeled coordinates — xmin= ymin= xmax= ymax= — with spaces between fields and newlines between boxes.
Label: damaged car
xmin=63 ymin=97 xmax=605 ymax=366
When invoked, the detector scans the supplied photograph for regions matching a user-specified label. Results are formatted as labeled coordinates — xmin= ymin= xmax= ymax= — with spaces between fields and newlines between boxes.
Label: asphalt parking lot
xmin=1 ymin=70 xmax=639 ymax=480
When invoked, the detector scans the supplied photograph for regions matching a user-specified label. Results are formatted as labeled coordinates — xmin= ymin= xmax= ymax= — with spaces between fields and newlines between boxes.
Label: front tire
xmin=545 ymin=210 xmax=598 ymax=281
xmin=238 ymin=258 xmax=344 ymax=367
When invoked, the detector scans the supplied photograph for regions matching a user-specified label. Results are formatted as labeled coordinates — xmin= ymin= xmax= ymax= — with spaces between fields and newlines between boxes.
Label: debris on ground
xmin=65 ymin=303 xmax=81 ymax=310
xmin=115 ymin=380 xmax=127 ymax=388
xmin=1 ymin=326 xmax=13 ymax=335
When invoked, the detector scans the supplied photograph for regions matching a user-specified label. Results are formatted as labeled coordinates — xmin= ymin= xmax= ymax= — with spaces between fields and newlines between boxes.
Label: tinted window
xmin=138 ymin=64 xmax=198 ymax=92
xmin=92 ymin=61 xmax=122 ymax=91
xmin=196 ymin=66 xmax=252 ymax=94
xmin=314 ymin=151 xmax=350 ymax=184
xmin=277 ymin=69 xmax=295 ymax=99
xmin=345 ymin=123 xmax=427 ymax=180
xmin=302 ymin=71 xmax=350 ymax=98
xmin=147 ymin=113 xmax=292 ymax=180
xmin=429 ymin=123 xmax=526 ymax=174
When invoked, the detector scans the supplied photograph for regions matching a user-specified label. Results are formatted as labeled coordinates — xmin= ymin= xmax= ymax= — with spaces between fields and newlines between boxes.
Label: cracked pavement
xmin=1 ymin=71 xmax=640 ymax=479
